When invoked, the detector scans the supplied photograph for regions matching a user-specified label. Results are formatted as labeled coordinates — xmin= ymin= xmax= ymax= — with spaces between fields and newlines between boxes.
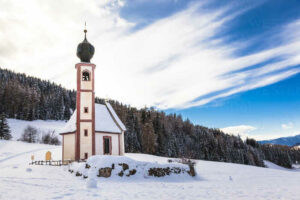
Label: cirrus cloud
xmin=0 ymin=0 xmax=300 ymax=110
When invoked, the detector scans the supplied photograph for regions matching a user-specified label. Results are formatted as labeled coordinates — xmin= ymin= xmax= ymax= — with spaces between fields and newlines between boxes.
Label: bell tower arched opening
xmin=82 ymin=70 xmax=90 ymax=81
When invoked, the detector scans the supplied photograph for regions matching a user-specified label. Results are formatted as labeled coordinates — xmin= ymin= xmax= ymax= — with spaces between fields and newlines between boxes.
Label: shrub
xmin=20 ymin=125 xmax=39 ymax=143
xmin=41 ymin=131 xmax=60 ymax=145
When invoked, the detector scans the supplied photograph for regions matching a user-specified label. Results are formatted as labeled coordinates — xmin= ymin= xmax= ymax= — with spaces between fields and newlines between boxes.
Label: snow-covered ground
xmin=7 ymin=119 xmax=66 ymax=140
xmin=71 ymin=155 xmax=194 ymax=182
xmin=0 ymin=140 xmax=300 ymax=200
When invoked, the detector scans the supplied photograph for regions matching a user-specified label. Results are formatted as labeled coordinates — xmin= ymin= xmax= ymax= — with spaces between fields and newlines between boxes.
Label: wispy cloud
xmin=1 ymin=0 xmax=300 ymax=109
xmin=282 ymin=122 xmax=294 ymax=129
xmin=221 ymin=125 xmax=256 ymax=140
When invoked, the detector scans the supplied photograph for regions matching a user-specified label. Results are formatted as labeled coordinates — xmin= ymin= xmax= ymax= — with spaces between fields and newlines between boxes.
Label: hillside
xmin=0 ymin=140 xmax=300 ymax=200
xmin=259 ymin=134 xmax=300 ymax=146
xmin=7 ymin=118 xmax=65 ymax=141
xmin=1 ymin=67 xmax=300 ymax=168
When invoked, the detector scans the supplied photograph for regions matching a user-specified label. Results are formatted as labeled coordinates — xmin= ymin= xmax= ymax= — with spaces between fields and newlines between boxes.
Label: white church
xmin=60 ymin=28 xmax=126 ymax=161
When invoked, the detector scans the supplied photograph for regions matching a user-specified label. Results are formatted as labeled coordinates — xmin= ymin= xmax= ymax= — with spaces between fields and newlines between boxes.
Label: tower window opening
xmin=84 ymin=107 xmax=89 ymax=113
xmin=82 ymin=71 xmax=90 ymax=81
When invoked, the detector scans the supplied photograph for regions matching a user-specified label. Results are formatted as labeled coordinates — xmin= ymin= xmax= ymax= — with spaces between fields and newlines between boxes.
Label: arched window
xmin=82 ymin=71 xmax=90 ymax=81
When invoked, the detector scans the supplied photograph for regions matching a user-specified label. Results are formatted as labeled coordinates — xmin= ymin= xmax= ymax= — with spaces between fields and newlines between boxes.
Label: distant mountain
xmin=259 ymin=134 xmax=300 ymax=146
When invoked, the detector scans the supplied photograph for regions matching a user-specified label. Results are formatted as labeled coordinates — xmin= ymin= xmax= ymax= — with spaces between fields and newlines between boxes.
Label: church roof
xmin=60 ymin=102 xmax=126 ymax=134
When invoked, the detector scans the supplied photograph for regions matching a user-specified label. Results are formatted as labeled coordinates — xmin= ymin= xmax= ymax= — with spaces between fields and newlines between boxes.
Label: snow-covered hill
xmin=0 ymin=140 xmax=300 ymax=200
xmin=259 ymin=134 xmax=300 ymax=146
xmin=7 ymin=119 xmax=66 ymax=140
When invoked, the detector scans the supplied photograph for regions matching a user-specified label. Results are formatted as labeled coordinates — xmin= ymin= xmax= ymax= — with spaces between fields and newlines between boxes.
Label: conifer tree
xmin=141 ymin=119 xmax=156 ymax=154
xmin=0 ymin=113 xmax=12 ymax=140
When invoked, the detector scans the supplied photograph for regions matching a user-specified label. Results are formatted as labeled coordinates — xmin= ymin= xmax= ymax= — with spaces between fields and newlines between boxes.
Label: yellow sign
xmin=45 ymin=151 xmax=52 ymax=161
xmin=31 ymin=155 xmax=34 ymax=161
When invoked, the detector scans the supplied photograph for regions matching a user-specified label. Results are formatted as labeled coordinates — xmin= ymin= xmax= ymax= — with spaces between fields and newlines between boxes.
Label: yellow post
xmin=45 ymin=151 xmax=52 ymax=161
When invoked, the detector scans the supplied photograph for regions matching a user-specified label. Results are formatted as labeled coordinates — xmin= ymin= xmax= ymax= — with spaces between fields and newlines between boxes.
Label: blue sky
xmin=166 ymin=73 xmax=300 ymax=139
xmin=1 ymin=0 xmax=300 ymax=140
xmin=118 ymin=0 xmax=300 ymax=139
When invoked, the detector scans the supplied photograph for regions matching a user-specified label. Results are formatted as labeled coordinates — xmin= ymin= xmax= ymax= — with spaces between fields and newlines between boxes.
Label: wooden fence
xmin=30 ymin=160 xmax=86 ymax=166
xmin=30 ymin=160 xmax=69 ymax=166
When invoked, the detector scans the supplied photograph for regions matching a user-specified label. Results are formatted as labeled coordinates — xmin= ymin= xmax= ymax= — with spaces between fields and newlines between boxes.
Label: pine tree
xmin=125 ymin=109 xmax=141 ymax=152
xmin=0 ymin=113 xmax=12 ymax=140
xmin=141 ymin=120 xmax=156 ymax=154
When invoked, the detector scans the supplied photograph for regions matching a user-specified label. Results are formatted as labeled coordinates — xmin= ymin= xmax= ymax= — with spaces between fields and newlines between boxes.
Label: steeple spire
xmin=84 ymin=22 xmax=87 ymax=40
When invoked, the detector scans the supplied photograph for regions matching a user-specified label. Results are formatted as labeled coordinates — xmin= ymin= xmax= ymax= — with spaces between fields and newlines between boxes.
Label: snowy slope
xmin=7 ymin=119 xmax=66 ymax=140
xmin=263 ymin=160 xmax=294 ymax=171
xmin=0 ymin=140 xmax=300 ymax=200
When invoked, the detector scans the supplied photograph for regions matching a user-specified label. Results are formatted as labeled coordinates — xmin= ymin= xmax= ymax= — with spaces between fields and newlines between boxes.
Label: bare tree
xmin=41 ymin=130 xmax=60 ymax=145
xmin=20 ymin=125 xmax=38 ymax=143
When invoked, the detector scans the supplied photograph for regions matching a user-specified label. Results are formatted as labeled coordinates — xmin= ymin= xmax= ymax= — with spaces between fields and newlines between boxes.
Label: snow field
xmin=0 ymin=140 xmax=300 ymax=200
xmin=7 ymin=118 xmax=66 ymax=141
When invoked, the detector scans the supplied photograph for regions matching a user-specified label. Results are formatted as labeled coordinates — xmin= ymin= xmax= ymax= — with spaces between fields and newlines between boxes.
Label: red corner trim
xmin=76 ymin=64 xmax=81 ymax=160
xmin=92 ymin=91 xmax=95 ymax=155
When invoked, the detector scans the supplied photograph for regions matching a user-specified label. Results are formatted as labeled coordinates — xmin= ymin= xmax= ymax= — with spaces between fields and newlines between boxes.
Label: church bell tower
xmin=75 ymin=26 xmax=96 ymax=160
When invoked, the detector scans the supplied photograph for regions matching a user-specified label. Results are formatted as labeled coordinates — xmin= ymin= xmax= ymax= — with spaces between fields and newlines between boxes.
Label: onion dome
xmin=76 ymin=26 xmax=95 ymax=63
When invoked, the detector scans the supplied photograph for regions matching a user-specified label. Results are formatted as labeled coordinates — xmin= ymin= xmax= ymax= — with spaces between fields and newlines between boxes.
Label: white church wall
xmin=80 ymin=122 xmax=93 ymax=159
xmin=80 ymin=66 xmax=93 ymax=90
xmin=63 ymin=133 xmax=75 ymax=160
xmin=80 ymin=92 xmax=92 ymax=120
xmin=95 ymin=133 xmax=119 ymax=155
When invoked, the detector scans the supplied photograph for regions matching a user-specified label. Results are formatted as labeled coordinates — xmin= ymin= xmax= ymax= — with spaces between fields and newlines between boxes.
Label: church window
xmin=84 ymin=153 xmax=88 ymax=159
xmin=84 ymin=129 xmax=88 ymax=136
xmin=84 ymin=107 xmax=88 ymax=113
xmin=82 ymin=71 xmax=90 ymax=81
xmin=103 ymin=136 xmax=111 ymax=154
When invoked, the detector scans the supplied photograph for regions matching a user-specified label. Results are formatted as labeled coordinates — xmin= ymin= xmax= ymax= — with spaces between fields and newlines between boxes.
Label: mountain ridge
xmin=259 ymin=134 xmax=300 ymax=146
